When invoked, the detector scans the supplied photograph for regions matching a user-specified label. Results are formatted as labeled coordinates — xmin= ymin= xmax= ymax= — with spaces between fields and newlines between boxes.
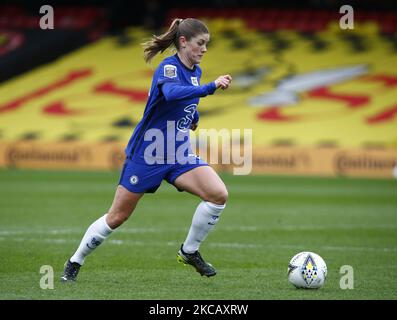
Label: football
xmin=287 ymin=251 xmax=327 ymax=289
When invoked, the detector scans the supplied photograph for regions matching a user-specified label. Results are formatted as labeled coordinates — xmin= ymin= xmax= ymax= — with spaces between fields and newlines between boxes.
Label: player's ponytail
xmin=143 ymin=18 xmax=183 ymax=63
xmin=142 ymin=18 xmax=209 ymax=63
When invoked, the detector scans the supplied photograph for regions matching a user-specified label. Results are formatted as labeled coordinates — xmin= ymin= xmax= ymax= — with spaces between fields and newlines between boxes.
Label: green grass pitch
xmin=0 ymin=168 xmax=396 ymax=300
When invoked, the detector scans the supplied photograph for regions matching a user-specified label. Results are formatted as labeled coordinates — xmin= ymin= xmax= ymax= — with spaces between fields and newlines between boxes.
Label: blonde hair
xmin=142 ymin=18 xmax=209 ymax=63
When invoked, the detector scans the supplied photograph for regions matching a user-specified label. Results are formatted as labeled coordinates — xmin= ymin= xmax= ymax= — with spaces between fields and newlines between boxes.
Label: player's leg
xmin=106 ymin=185 xmax=144 ymax=229
xmin=70 ymin=185 xmax=143 ymax=265
xmin=174 ymin=165 xmax=228 ymax=252
xmin=61 ymin=186 xmax=143 ymax=282
xmin=61 ymin=158 xmax=166 ymax=282
xmin=172 ymin=165 xmax=228 ymax=276
xmin=174 ymin=165 xmax=228 ymax=205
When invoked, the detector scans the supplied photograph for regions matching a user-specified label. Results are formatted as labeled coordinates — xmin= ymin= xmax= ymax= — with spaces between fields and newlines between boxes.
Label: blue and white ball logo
xmin=129 ymin=175 xmax=139 ymax=185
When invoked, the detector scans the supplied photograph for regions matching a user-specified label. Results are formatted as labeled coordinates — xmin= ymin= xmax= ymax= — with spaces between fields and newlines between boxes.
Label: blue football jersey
xmin=125 ymin=54 xmax=216 ymax=164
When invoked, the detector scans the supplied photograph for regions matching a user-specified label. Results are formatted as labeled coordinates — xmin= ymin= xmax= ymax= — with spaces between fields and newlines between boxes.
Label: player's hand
xmin=190 ymin=123 xmax=198 ymax=131
xmin=215 ymin=75 xmax=232 ymax=90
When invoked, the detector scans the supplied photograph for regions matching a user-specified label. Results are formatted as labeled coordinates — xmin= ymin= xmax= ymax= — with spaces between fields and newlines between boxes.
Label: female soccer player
xmin=61 ymin=18 xmax=232 ymax=281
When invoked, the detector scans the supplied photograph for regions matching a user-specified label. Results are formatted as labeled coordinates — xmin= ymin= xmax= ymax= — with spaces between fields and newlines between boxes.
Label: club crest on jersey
xmin=191 ymin=77 xmax=199 ymax=86
xmin=129 ymin=175 xmax=139 ymax=185
xmin=164 ymin=64 xmax=177 ymax=78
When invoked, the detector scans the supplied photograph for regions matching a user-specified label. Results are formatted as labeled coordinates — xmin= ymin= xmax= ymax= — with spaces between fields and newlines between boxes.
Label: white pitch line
xmin=0 ymin=223 xmax=396 ymax=237
xmin=1 ymin=236 xmax=396 ymax=253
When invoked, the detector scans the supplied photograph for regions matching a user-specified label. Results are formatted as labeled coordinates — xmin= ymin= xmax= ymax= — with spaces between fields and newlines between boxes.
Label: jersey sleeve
xmin=156 ymin=61 xmax=216 ymax=101
xmin=157 ymin=63 xmax=181 ymax=85
xmin=161 ymin=81 xmax=216 ymax=101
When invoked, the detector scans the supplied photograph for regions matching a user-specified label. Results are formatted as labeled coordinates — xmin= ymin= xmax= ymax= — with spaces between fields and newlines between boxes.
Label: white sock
xmin=182 ymin=201 xmax=225 ymax=253
xmin=70 ymin=214 xmax=113 ymax=265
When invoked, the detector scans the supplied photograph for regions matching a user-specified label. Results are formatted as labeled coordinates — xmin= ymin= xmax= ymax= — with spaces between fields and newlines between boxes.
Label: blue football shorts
xmin=118 ymin=155 xmax=209 ymax=193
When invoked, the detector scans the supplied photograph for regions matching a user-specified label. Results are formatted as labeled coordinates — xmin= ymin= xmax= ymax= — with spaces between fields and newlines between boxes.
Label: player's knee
xmin=217 ymin=188 xmax=228 ymax=205
xmin=107 ymin=210 xmax=130 ymax=229
xmin=206 ymin=187 xmax=228 ymax=205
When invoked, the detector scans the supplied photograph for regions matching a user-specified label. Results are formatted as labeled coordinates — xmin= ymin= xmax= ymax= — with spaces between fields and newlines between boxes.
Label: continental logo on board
xmin=1 ymin=142 xmax=397 ymax=178
xmin=0 ymin=142 xmax=125 ymax=170
xmin=252 ymin=152 xmax=311 ymax=170
xmin=334 ymin=151 xmax=397 ymax=177
xmin=5 ymin=146 xmax=91 ymax=165
xmin=250 ymin=146 xmax=332 ymax=176
xmin=251 ymin=146 xmax=397 ymax=178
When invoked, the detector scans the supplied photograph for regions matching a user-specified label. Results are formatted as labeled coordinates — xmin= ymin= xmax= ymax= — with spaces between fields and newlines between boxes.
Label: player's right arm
xmin=157 ymin=61 xmax=232 ymax=101
xmin=161 ymin=74 xmax=232 ymax=101
xmin=161 ymin=82 xmax=216 ymax=101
